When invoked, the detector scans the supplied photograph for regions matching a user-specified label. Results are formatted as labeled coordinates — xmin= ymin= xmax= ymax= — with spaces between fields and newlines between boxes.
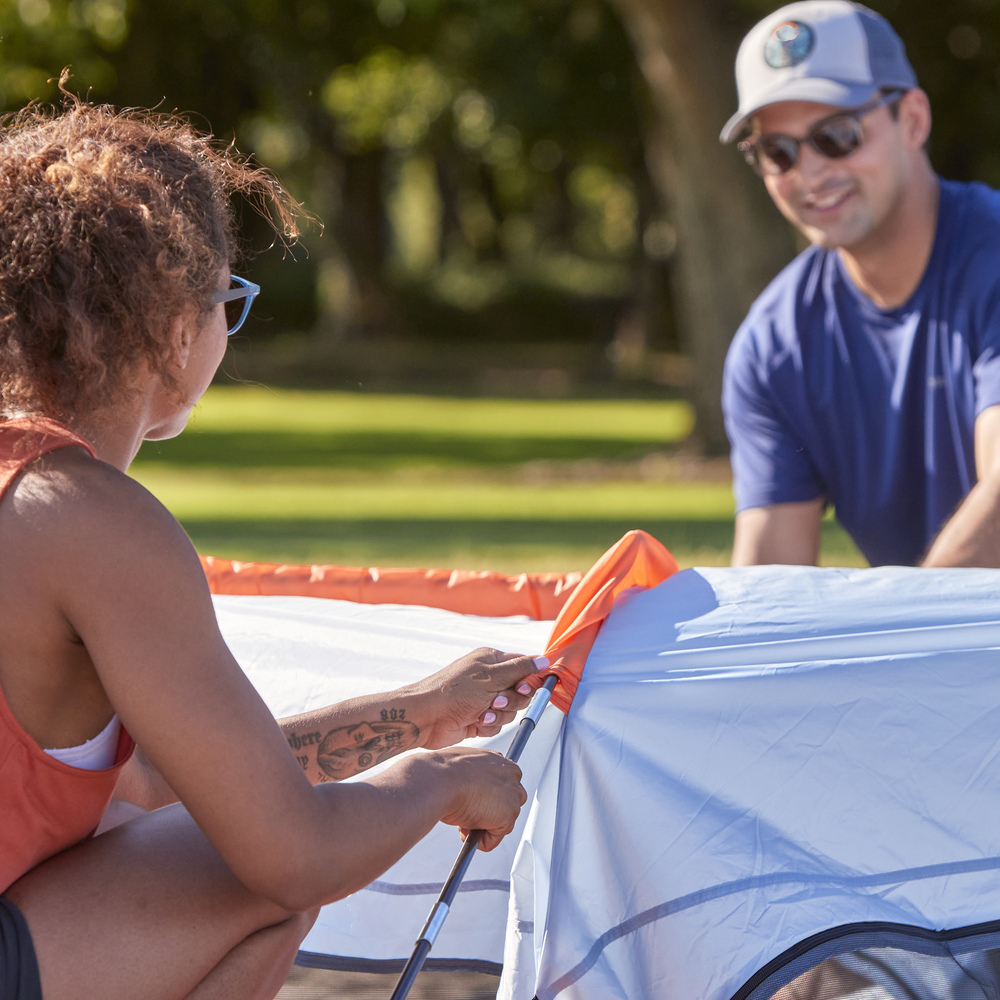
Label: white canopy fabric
xmin=213 ymin=592 xmax=557 ymax=974
xmin=215 ymin=564 xmax=1000 ymax=998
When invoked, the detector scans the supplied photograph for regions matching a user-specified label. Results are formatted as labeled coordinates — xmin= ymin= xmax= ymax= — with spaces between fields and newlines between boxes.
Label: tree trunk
xmin=336 ymin=148 xmax=399 ymax=338
xmin=609 ymin=0 xmax=796 ymax=453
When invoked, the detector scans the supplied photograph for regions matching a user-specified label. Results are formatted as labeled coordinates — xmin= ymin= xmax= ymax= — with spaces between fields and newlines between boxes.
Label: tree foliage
xmin=1 ymin=1 xmax=652 ymax=359
xmin=0 ymin=0 xmax=996 ymax=444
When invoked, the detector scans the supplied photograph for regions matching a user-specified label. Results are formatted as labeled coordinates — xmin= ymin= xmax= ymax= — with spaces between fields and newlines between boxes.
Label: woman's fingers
xmin=490 ymin=654 xmax=550 ymax=711
xmin=474 ymin=653 xmax=552 ymax=730
xmin=477 ymin=708 xmax=514 ymax=730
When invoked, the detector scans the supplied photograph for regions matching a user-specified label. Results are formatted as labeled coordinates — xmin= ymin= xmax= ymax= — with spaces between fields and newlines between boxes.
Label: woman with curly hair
xmin=0 ymin=93 xmax=537 ymax=1000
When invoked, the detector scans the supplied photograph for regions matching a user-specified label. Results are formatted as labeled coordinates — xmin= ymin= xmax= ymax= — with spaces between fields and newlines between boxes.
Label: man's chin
xmin=799 ymin=223 xmax=859 ymax=251
xmin=796 ymin=210 xmax=872 ymax=252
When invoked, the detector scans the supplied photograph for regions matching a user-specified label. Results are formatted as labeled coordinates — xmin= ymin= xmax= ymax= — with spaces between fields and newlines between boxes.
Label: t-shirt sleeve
xmin=722 ymin=324 xmax=825 ymax=512
xmin=961 ymin=187 xmax=1000 ymax=418
xmin=973 ymin=289 xmax=1000 ymax=418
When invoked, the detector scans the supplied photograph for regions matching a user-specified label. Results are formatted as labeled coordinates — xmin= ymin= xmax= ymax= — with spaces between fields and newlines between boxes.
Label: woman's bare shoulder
xmin=4 ymin=445 xmax=203 ymax=596
xmin=13 ymin=446 xmax=185 ymax=537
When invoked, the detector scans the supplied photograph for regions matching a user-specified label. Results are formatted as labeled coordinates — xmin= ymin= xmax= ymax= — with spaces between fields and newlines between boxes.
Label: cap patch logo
xmin=764 ymin=20 xmax=814 ymax=69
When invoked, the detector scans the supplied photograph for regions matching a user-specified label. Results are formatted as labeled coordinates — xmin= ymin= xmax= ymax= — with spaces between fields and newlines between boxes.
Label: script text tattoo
xmin=287 ymin=730 xmax=322 ymax=751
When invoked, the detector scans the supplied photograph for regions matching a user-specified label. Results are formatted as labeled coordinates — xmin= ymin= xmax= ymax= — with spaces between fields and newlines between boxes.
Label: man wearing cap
xmin=720 ymin=0 xmax=1000 ymax=567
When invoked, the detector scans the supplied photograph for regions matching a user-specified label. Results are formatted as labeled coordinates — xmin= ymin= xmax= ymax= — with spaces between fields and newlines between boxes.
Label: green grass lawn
xmin=131 ymin=386 xmax=865 ymax=574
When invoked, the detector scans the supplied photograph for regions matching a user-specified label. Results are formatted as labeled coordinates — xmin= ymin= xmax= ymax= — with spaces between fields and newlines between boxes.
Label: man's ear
xmin=898 ymin=88 xmax=932 ymax=150
xmin=168 ymin=313 xmax=194 ymax=370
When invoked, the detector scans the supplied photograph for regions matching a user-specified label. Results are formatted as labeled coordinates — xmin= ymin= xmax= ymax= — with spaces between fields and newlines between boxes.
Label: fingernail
xmin=517 ymin=683 xmax=532 ymax=695
xmin=533 ymin=655 xmax=550 ymax=670
xmin=492 ymin=695 xmax=509 ymax=709
xmin=483 ymin=711 xmax=496 ymax=725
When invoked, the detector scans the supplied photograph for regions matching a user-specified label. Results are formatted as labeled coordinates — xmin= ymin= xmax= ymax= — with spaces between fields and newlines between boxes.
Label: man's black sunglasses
xmin=738 ymin=90 xmax=907 ymax=177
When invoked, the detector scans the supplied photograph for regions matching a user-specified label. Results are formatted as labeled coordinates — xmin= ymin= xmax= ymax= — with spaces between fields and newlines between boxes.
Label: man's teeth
xmin=809 ymin=190 xmax=850 ymax=209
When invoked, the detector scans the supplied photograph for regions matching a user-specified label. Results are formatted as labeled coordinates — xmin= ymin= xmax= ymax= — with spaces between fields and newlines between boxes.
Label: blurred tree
xmin=609 ymin=0 xmax=794 ymax=452
xmin=1 ymin=0 xmax=996 ymax=452
xmin=0 ymin=0 xmax=657 ymax=367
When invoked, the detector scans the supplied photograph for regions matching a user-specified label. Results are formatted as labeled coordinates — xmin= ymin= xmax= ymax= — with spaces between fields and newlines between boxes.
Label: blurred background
xmin=1 ymin=0 xmax=993 ymax=572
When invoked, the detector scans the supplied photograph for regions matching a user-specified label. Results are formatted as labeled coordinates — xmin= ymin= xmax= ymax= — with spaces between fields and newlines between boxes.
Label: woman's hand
xmin=409 ymin=648 xmax=546 ymax=750
xmin=417 ymin=747 xmax=527 ymax=851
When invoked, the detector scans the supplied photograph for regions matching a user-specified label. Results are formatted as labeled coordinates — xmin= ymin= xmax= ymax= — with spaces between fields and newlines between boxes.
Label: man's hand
xmin=923 ymin=405 xmax=1000 ymax=567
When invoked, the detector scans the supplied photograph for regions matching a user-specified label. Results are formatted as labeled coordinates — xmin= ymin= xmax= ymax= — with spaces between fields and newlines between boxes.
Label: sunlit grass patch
xmin=132 ymin=471 xmax=735 ymax=521
xmin=130 ymin=386 xmax=865 ymax=573
xmin=160 ymin=386 xmax=694 ymax=439
xmin=132 ymin=467 xmax=744 ymax=572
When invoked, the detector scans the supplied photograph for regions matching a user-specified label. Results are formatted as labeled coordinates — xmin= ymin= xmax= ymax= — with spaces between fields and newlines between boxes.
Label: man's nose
xmin=794 ymin=140 xmax=834 ymax=181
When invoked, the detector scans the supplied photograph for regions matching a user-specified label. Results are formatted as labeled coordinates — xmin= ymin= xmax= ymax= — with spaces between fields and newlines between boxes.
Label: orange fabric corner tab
xmin=200 ymin=556 xmax=583 ymax=621
xmin=531 ymin=530 xmax=679 ymax=713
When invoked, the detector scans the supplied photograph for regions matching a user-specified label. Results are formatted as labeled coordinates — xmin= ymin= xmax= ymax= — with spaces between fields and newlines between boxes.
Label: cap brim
xmin=720 ymin=79 xmax=879 ymax=143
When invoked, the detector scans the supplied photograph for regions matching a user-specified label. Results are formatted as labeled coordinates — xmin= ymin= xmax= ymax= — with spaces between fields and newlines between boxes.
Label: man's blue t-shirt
xmin=722 ymin=179 xmax=1000 ymax=567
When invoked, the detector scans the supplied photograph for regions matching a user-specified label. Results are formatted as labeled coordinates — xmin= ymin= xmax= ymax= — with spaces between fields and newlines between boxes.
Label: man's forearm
xmin=922 ymin=477 xmax=1000 ymax=567
xmin=731 ymin=500 xmax=824 ymax=566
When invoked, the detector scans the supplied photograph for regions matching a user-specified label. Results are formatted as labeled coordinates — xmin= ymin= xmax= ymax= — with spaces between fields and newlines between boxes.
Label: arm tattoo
xmin=287 ymin=731 xmax=322 ymax=752
xmin=316 ymin=717 xmax=420 ymax=778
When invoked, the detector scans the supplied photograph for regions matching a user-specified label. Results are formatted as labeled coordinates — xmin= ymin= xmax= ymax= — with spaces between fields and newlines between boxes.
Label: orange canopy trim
xmin=532 ymin=529 xmax=679 ymax=713
xmin=200 ymin=556 xmax=582 ymax=622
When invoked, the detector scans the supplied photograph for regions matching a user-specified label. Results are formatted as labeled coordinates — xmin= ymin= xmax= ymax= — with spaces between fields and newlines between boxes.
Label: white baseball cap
xmin=720 ymin=0 xmax=917 ymax=143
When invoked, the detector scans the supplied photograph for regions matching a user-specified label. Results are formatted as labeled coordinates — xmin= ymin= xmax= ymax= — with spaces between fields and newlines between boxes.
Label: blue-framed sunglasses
xmin=209 ymin=275 xmax=260 ymax=335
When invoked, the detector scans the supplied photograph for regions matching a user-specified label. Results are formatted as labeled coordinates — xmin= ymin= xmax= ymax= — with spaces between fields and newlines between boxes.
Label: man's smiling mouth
xmin=803 ymin=186 xmax=854 ymax=212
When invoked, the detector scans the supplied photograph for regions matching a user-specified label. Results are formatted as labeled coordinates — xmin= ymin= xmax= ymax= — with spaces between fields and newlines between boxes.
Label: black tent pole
xmin=389 ymin=673 xmax=560 ymax=1000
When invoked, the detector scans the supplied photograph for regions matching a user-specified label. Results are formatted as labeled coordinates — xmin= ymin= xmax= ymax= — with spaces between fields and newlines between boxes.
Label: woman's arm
xmin=281 ymin=648 xmax=539 ymax=783
xmin=113 ymin=648 xmax=540 ymax=809
xmin=49 ymin=464 xmax=527 ymax=910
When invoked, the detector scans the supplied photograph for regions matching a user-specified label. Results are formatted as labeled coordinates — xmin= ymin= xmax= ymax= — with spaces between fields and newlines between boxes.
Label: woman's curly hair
xmin=0 ymin=89 xmax=302 ymax=419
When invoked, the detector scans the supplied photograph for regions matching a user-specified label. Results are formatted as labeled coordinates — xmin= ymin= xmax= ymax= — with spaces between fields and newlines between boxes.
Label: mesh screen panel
xmin=276 ymin=964 xmax=500 ymax=999
xmin=769 ymin=947 xmax=1000 ymax=1000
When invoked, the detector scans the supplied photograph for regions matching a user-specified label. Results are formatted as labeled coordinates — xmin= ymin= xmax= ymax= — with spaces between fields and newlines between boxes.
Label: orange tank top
xmin=0 ymin=416 xmax=136 ymax=892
